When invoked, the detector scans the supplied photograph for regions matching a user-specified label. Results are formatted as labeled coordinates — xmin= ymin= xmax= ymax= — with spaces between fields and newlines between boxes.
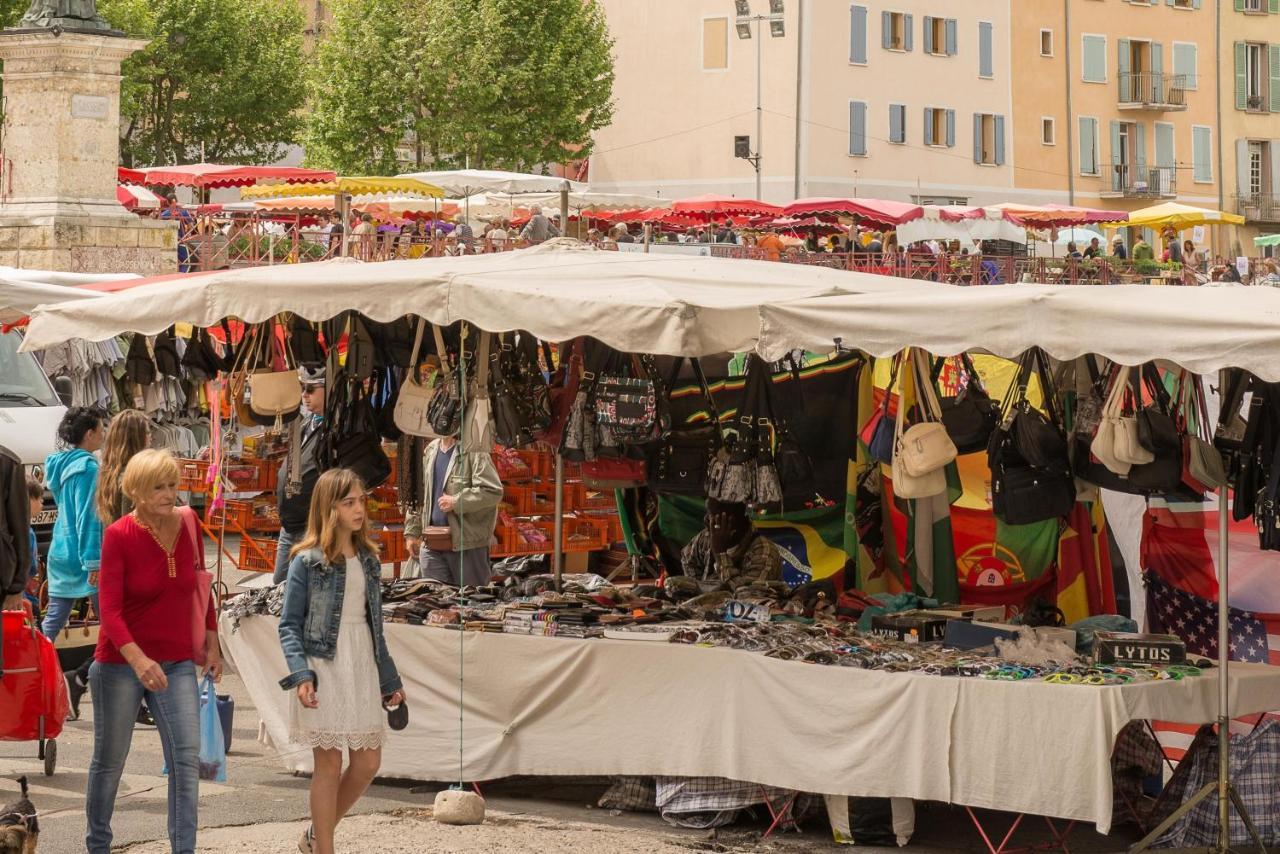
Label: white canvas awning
xmin=398 ymin=169 xmax=586 ymax=197
xmin=0 ymin=277 xmax=110 ymax=325
xmin=757 ymin=284 xmax=1280 ymax=381
xmin=19 ymin=240 xmax=927 ymax=357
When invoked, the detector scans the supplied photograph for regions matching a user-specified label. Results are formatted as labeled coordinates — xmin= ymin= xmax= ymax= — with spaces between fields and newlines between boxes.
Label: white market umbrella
xmin=398 ymin=169 xmax=586 ymax=197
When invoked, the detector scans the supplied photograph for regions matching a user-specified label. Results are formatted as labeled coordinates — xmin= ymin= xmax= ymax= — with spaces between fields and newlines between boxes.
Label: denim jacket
xmin=277 ymin=547 xmax=402 ymax=696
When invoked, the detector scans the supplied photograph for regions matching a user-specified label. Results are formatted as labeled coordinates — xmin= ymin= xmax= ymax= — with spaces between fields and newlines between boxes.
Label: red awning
xmin=669 ymin=194 xmax=783 ymax=219
xmin=781 ymin=197 xmax=923 ymax=226
xmin=993 ymin=203 xmax=1128 ymax=227
xmin=117 ymin=166 xmax=146 ymax=184
xmin=116 ymin=184 xmax=163 ymax=210
xmin=129 ymin=164 xmax=337 ymax=190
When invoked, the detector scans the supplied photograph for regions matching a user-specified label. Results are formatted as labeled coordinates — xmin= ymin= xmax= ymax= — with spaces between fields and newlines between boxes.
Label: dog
xmin=0 ymin=776 xmax=38 ymax=854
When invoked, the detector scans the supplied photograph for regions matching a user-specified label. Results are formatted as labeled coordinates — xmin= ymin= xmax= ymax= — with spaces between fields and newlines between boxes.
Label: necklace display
xmin=135 ymin=512 xmax=179 ymax=579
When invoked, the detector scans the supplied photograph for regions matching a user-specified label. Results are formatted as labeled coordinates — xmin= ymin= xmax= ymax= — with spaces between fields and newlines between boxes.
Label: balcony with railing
xmin=1236 ymin=193 xmax=1280 ymax=224
xmin=1117 ymin=72 xmax=1188 ymax=110
xmin=1101 ymin=164 xmax=1176 ymax=199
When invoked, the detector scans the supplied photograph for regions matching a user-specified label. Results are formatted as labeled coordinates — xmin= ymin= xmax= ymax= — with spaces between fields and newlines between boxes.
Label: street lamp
xmin=734 ymin=0 xmax=786 ymax=200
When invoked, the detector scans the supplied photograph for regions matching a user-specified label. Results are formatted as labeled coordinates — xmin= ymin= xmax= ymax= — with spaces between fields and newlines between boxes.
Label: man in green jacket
xmin=1131 ymin=237 xmax=1155 ymax=262
xmin=404 ymin=436 xmax=503 ymax=587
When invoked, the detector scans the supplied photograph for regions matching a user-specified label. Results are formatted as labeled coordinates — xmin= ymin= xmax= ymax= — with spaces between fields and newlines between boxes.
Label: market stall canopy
xmin=117 ymin=166 xmax=145 ymax=185
xmin=398 ymin=169 xmax=586 ymax=197
xmin=0 ymin=276 xmax=110 ymax=324
xmin=20 ymin=240 xmax=931 ymax=357
xmin=670 ymin=194 xmax=783 ymax=219
xmin=1254 ymin=234 xmax=1280 ymax=247
xmin=477 ymin=191 xmax=666 ymax=212
xmin=254 ymin=195 xmax=459 ymax=220
xmin=116 ymin=184 xmax=163 ymax=211
xmin=896 ymin=206 xmax=1026 ymax=245
xmin=1124 ymin=202 xmax=1246 ymax=228
xmin=782 ymin=197 xmax=923 ymax=226
xmin=756 ymin=283 xmax=1280 ymax=380
xmin=130 ymin=164 xmax=336 ymax=190
xmin=988 ymin=203 xmax=1127 ymax=227
xmin=240 ymin=176 xmax=445 ymax=200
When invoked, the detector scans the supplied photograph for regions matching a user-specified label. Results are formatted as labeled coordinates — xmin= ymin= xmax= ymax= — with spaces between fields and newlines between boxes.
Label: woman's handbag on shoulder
xmin=183 ymin=507 xmax=213 ymax=668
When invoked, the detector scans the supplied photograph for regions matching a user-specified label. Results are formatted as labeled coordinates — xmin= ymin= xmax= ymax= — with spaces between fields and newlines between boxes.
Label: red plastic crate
xmin=579 ymin=485 xmax=618 ymax=510
xmin=178 ymin=459 xmax=211 ymax=493
xmin=502 ymin=483 xmax=556 ymax=516
xmin=374 ymin=528 xmax=408 ymax=563
xmin=206 ymin=499 xmax=279 ymax=533
xmin=584 ymin=511 xmax=624 ymax=544
xmin=491 ymin=515 xmax=608 ymax=557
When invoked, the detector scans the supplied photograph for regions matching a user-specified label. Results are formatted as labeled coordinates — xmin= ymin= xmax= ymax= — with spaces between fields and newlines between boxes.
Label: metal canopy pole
xmin=552 ymin=453 xmax=564 ymax=593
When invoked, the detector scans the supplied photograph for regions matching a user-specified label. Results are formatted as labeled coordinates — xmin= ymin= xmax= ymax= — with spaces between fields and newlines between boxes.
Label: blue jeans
xmin=42 ymin=594 xmax=99 ymax=639
xmin=85 ymin=660 xmax=200 ymax=854
xmin=273 ymin=528 xmax=297 ymax=585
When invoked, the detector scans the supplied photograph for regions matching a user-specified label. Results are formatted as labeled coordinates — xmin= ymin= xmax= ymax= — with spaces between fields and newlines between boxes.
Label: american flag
xmin=1144 ymin=571 xmax=1280 ymax=761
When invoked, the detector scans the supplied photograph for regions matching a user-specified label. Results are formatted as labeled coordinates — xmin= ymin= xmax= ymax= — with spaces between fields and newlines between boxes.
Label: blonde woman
xmin=277 ymin=468 xmax=404 ymax=854
xmin=86 ymin=450 xmax=222 ymax=854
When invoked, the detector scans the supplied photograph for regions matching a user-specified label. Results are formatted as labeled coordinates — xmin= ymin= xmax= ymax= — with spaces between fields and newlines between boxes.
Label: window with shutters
xmin=923 ymin=17 xmax=956 ymax=56
xmin=1171 ymin=0 xmax=1194 ymax=8
xmin=1245 ymin=43 xmax=1265 ymax=108
xmin=1040 ymin=29 xmax=1054 ymax=57
xmin=850 ymin=5 xmax=868 ymax=64
xmin=1238 ymin=0 xmax=1265 ymax=12
xmin=849 ymin=101 xmax=868 ymax=156
xmin=923 ymin=108 xmax=953 ymax=146
xmin=884 ymin=12 xmax=908 ymax=51
xmin=1248 ymin=141 xmax=1265 ymax=195
xmin=1173 ymin=42 xmax=1198 ymax=90
xmin=889 ymin=104 xmax=906 ymax=144
xmin=702 ymin=18 xmax=729 ymax=71
xmin=1079 ymin=116 xmax=1100 ymax=175
xmin=1082 ymin=34 xmax=1107 ymax=83
xmin=973 ymin=113 xmax=1005 ymax=165
xmin=1042 ymin=118 xmax=1056 ymax=145
xmin=979 ymin=22 xmax=993 ymax=77
xmin=1191 ymin=126 xmax=1212 ymax=183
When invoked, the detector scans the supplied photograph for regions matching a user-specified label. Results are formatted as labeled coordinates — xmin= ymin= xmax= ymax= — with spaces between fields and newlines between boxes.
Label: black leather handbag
xmin=933 ymin=354 xmax=1000 ymax=455
xmin=647 ymin=357 xmax=722 ymax=496
xmin=1005 ymin=349 xmax=1070 ymax=471
xmin=1128 ymin=365 xmax=1184 ymax=494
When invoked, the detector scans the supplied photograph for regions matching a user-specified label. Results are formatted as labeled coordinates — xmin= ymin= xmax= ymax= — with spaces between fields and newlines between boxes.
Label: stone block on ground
xmin=433 ymin=789 xmax=485 ymax=825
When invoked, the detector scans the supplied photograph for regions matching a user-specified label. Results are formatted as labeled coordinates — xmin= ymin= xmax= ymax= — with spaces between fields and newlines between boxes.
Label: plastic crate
xmin=502 ymin=483 xmax=556 ymax=516
xmin=492 ymin=515 xmax=609 ymax=557
xmin=579 ymin=485 xmax=618 ymax=510
xmin=178 ymin=459 xmax=211 ymax=493
xmin=206 ymin=499 xmax=279 ymax=533
xmin=237 ymin=536 xmax=278 ymax=573
xmin=374 ymin=527 xmax=408 ymax=563
xmin=583 ymin=511 xmax=624 ymax=544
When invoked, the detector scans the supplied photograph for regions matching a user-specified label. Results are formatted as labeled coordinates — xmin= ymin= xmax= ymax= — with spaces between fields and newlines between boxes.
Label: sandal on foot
xmin=298 ymin=824 xmax=314 ymax=853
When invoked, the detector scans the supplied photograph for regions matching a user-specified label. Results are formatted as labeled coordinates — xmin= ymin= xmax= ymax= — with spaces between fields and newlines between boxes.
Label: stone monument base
xmin=0 ymin=213 xmax=177 ymax=275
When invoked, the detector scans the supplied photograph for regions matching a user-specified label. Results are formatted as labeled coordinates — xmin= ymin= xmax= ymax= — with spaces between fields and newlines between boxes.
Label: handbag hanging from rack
xmin=859 ymin=354 xmax=900 ymax=464
xmin=890 ymin=350 xmax=951 ymax=500
xmin=647 ymin=356 xmax=723 ymax=496
xmin=393 ymin=317 xmax=441 ymax=438
xmin=932 ymin=352 xmax=1000 ymax=455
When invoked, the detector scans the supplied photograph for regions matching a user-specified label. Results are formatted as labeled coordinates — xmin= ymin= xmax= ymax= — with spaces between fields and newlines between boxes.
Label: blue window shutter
xmin=850 ymin=102 xmax=867 ymax=155
xmin=1118 ymin=38 xmax=1131 ymax=79
xmin=1079 ymin=117 xmax=1097 ymax=174
xmin=890 ymin=105 xmax=904 ymax=143
xmin=1270 ymin=44 xmax=1280 ymax=112
xmin=994 ymin=115 xmax=1006 ymax=165
xmin=882 ymin=11 xmax=892 ymax=49
xmin=1192 ymin=0 xmax=1201 ymax=8
xmin=1235 ymin=42 xmax=1248 ymax=110
xmin=978 ymin=22 xmax=993 ymax=76
xmin=1151 ymin=41 xmax=1163 ymax=75
xmin=973 ymin=114 xmax=983 ymax=163
xmin=903 ymin=14 xmax=913 ymax=51
xmin=851 ymin=6 xmax=868 ymax=63
xmin=1083 ymin=36 xmax=1105 ymax=83
xmin=923 ymin=108 xmax=934 ymax=145
xmin=946 ymin=109 xmax=956 ymax=147
xmin=1110 ymin=120 xmax=1122 ymax=165
xmin=946 ymin=18 xmax=958 ymax=57
xmin=1134 ymin=123 xmax=1147 ymax=172
xmin=923 ymin=16 xmax=934 ymax=53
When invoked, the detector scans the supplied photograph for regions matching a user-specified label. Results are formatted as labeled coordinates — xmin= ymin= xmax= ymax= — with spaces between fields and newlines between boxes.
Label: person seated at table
xmin=678 ymin=498 xmax=782 ymax=590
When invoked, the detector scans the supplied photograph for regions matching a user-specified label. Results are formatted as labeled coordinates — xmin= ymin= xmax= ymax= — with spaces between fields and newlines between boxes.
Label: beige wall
xmin=1010 ymin=0 xmax=1070 ymax=199
xmin=591 ymin=0 xmax=1015 ymax=205
xmin=1220 ymin=1 xmax=1280 ymax=249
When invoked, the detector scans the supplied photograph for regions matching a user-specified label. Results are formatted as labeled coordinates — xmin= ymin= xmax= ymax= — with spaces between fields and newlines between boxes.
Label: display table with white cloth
xmin=221 ymin=614 xmax=1280 ymax=834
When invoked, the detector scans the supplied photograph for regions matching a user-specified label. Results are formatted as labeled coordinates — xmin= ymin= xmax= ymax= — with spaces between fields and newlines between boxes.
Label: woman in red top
xmin=84 ymin=449 xmax=223 ymax=854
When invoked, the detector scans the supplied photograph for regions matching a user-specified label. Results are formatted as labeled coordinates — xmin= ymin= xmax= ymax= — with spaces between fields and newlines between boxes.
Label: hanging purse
xmin=897 ymin=349 xmax=958 ymax=478
xmin=860 ymin=355 xmax=899 ymax=464
xmin=124 ymin=333 xmax=157 ymax=386
xmin=462 ymin=330 xmax=495 ymax=451
xmin=559 ymin=340 xmax=608 ymax=462
xmin=322 ymin=377 xmax=392 ymax=489
xmin=892 ymin=354 xmax=947 ymax=499
xmin=593 ymin=354 xmax=662 ymax=445
xmin=1127 ymin=366 xmax=1183 ymax=493
xmin=1008 ymin=349 xmax=1070 ymax=471
xmin=344 ymin=313 xmax=376 ymax=381
xmin=934 ymin=353 xmax=999 ymax=455
xmin=1091 ymin=365 xmax=1137 ymax=476
xmin=1136 ymin=364 xmax=1180 ymax=454
xmin=581 ymin=455 xmax=648 ymax=490
xmin=153 ymin=327 xmax=182 ymax=377
xmin=393 ymin=318 xmax=441 ymax=437
xmin=647 ymin=357 xmax=723 ymax=496
xmin=1186 ymin=374 xmax=1227 ymax=490
xmin=426 ymin=324 xmax=462 ymax=438
xmin=249 ymin=320 xmax=302 ymax=421
xmin=539 ymin=339 xmax=581 ymax=447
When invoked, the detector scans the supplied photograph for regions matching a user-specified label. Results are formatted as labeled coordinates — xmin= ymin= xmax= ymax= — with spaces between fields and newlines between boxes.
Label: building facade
xmin=1220 ymin=0 xmax=1280 ymax=248
xmin=589 ymin=0 xmax=1016 ymax=206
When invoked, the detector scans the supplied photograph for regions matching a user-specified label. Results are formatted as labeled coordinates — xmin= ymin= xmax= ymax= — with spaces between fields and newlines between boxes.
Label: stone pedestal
xmin=0 ymin=29 xmax=177 ymax=274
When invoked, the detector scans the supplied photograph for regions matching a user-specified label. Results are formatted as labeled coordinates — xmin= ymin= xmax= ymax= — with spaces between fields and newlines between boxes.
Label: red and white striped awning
xmin=117 ymin=184 xmax=163 ymax=210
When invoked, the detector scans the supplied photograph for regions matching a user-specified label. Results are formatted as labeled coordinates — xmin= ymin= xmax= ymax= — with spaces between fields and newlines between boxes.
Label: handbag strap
xmin=911 ymin=349 xmax=944 ymax=423
xmin=181 ymin=506 xmax=202 ymax=572
xmin=407 ymin=317 xmax=427 ymax=371
xmin=881 ymin=353 xmax=902 ymax=417
xmin=474 ymin=331 xmax=492 ymax=399
xmin=431 ymin=323 xmax=451 ymax=373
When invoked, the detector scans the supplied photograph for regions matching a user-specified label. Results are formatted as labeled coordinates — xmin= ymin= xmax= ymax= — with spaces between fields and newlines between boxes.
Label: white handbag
xmin=461 ymin=331 xmax=495 ymax=452
xmin=1092 ymin=366 xmax=1149 ymax=475
xmin=897 ymin=350 xmax=958 ymax=477
xmin=393 ymin=318 xmax=440 ymax=437
xmin=248 ymin=324 xmax=301 ymax=418
xmin=892 ymin=351 xmax=948 ymax=499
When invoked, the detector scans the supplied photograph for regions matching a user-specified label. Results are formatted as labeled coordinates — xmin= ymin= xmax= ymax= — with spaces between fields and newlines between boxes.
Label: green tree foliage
xmin=97 ymin=0 xmax=307 ymax=165
xmin=304 ymin=0 xmax=615 ymax=174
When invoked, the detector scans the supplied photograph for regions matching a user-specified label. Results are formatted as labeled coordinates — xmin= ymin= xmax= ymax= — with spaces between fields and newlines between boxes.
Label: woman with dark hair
xmin=43 ymin=406 xmax=106 ymax=640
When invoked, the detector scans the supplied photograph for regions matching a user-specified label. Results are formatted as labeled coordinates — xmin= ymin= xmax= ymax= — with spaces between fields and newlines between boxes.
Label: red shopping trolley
xmin=1 ymin=603 xmax=69 ymax=776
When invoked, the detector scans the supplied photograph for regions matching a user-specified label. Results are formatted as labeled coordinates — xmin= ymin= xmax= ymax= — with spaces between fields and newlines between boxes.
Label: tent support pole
xmin=552 ymin=453 xmax=564 ymax=592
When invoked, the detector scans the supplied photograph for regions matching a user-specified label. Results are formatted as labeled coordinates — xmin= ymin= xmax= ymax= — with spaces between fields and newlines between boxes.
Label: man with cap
xmin=274 ymin=365 xmax=327 ymax=583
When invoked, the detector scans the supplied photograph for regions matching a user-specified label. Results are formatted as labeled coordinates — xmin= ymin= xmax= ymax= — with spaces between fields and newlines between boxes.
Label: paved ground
xmin=0 ymin=541 xmax=1144 ymax=852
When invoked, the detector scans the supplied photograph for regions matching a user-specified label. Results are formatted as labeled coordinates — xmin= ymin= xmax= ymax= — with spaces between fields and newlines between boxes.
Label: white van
xmin=0 ymin=328 xmax=72 ymax=553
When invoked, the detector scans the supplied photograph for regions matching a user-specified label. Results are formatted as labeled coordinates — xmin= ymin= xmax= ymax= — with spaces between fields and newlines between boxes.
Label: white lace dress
xmin=290 ymin=557 xmax=386 ymax=751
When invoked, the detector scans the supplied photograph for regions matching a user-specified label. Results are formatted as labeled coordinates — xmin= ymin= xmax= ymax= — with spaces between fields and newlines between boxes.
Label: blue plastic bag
xmin=198 ymin=675 xmax=227 ymax=782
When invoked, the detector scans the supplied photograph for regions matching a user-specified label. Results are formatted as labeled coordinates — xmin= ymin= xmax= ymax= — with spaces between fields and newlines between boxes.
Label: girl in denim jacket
xmin=277 ymin=468 xmax=404 ymax=854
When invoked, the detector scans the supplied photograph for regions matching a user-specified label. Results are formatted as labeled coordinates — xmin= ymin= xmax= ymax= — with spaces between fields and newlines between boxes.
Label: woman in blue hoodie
xmin=43 ymin=407 xmax=107 ymax=639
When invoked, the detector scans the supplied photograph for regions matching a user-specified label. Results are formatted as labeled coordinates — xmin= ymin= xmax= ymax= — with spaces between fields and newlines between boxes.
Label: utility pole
xmin=733 ymin=1 xmax=786 ymax=200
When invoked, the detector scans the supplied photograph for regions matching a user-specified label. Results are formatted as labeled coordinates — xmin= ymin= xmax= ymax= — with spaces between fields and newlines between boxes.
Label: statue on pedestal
xmin=18 ymin=0 xmax=113 ymax=33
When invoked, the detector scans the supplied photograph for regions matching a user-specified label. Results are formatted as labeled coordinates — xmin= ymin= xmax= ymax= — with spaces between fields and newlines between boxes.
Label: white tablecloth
xmin=221 ymin=615 xmax=1280 ymax=833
